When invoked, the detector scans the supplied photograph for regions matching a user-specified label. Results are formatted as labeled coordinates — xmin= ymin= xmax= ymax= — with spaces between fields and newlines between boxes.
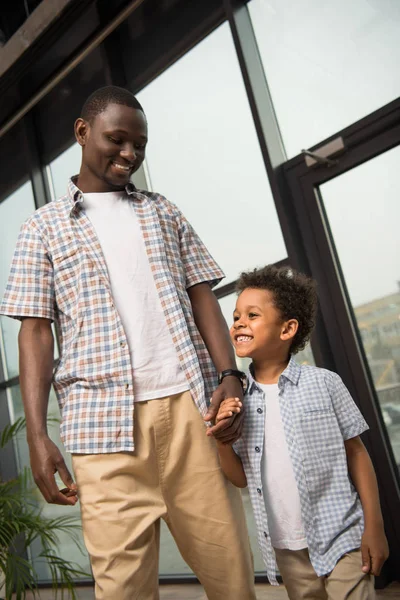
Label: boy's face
xmin=230 ymin=288 xmax=296 ymax=361
xmin=75 ymin=103 xmax=148 ymax=193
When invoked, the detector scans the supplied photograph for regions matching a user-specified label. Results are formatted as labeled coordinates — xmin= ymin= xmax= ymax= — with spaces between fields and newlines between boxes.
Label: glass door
xmin=320 ymin=146 xmax=400 ymax=473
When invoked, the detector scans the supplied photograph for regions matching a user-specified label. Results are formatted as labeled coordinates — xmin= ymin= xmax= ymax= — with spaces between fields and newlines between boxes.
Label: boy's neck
xmin=253 ymin=356 xmax=290 ymax=384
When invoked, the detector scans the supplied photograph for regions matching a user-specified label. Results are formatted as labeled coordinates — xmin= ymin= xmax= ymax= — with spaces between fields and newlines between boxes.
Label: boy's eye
xmin=233 ymin=315 xmax=239 ymax=322
xmin=248 ymin=312 xmax=258 ymax=318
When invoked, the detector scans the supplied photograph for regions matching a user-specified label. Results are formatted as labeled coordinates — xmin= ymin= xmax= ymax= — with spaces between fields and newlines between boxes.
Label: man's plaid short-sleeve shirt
xmin=0 ymin=179 xmax=224 ymax=453
xmin=234 ymin=358 xmax=369 ymax=584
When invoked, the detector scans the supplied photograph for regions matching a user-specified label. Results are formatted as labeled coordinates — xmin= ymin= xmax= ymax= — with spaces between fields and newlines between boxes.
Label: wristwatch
xmin=218 ymin=369 xmax=248 ymax=393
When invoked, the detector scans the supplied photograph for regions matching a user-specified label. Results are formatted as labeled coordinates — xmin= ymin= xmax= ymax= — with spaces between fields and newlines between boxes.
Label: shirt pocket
xmin=52 ymin=245 xmax=82 ymax=318
xmin=300 ymin=409 xmax=350 ymax=495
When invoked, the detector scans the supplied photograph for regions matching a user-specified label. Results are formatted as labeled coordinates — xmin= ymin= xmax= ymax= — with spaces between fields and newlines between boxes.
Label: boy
xmin=213 ymin=265 xmax=388 ymax=599
xmin=0 ymin=86 xmax=256 ymax=600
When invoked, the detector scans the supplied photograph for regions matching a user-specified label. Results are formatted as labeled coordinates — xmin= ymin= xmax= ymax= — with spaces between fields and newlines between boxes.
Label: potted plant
xmin=0 ymin=417 xmax=90 ymax=599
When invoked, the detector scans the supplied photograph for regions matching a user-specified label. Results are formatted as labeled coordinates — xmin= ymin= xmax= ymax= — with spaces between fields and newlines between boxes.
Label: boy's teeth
xmin=237 ymin=335 xmax=252 ymax=342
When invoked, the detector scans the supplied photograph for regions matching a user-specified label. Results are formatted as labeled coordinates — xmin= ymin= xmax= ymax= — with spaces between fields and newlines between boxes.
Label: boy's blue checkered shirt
xmin=234 ymin=357 xmax=369 ymax=585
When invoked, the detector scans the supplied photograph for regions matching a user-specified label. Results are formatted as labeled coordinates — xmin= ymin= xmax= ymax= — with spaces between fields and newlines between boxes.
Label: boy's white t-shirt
xmin=83 ymin=191 xmax=189 ymax=401
xmin=259 ymin=382 xmax=308 ymax=550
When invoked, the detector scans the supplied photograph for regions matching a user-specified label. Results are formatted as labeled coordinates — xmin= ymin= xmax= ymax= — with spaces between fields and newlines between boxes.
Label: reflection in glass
xmin=0 ymin=182 xmax=36 ymax=379
xmin=321 ymin=145 xmax=400 ymax=471
xmin=137 ymin=22 xmax=287 ymax=286
xmin=249 ymin=0 xmax=400 ymax=157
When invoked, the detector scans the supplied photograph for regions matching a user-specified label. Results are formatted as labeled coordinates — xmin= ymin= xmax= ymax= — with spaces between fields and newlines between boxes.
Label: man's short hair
xmin=81 ymin=86 xmax=144 ymax=123
xmin=236 ymin=265 xmax=318 ymax=354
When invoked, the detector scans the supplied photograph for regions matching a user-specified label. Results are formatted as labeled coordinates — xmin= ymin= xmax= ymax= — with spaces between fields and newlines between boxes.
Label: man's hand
xmin=361 ymin=525 xmax=389 ymax=576
xmin=204 ymin=375 xmax=245 ymax=444
xmin=29 ymin=435 xmax=78 ymax=505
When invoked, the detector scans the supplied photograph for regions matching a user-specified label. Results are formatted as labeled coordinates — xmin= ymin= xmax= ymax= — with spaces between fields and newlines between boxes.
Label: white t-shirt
xmin=259 ymin=382 xmax=308 ymax=551
xmin=83 ymin=191 xmax=189 ymax=401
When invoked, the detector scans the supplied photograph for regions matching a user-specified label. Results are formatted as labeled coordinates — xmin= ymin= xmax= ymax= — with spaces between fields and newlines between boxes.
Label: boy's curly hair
xmin=236 ymin=265 xmax=318 ymax=354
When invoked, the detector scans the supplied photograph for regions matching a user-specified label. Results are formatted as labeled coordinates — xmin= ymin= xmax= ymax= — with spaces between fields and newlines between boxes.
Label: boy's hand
xmin=361 ymin=525 xmax=389 ymax=576
xmin=204 ymin=376 xmax=245 ymax=444
xmin=216 ymin=398 xmax=242 ymax=423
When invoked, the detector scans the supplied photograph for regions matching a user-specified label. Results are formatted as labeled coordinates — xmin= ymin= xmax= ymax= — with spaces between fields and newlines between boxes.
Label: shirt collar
xmin=67 ymin=176 xmax=137 ymax=216
xmin=247 ymin=355 xmax=301 ymax=394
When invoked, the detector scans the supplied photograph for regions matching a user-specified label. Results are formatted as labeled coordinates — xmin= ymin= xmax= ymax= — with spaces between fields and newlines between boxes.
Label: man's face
xmin=75 ymin=103 xmax=148 ymax=193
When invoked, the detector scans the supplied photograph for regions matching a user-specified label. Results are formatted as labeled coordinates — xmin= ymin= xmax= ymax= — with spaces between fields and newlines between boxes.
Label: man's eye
xmin=135 ymin=143 xmax=146 ymax=150
xmin=108 ymin=136 xmax=121 ymax=144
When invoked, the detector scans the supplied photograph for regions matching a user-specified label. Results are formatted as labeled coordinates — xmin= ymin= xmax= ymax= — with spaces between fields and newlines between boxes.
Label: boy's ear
xmin=280 ymin=319 xmax=298 ymax=342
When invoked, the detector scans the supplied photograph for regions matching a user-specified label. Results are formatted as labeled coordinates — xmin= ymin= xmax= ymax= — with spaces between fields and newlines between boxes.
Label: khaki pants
xmin=72 ymin=391 xmax=256 ymax=600
xmin=274 ymin=547 xmax=375 ymax=600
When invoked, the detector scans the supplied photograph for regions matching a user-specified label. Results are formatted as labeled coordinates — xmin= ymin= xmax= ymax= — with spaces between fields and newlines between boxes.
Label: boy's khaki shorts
xmin=275 ymin=546 xmax=375 ymax=600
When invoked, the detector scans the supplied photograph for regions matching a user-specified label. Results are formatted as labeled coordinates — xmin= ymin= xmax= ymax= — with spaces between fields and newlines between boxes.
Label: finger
xmin=361 ymin=544 xmax=371 ymax=573
xmin=56 ymin=457 xmax=77 ymax=491
xmin=216 ymin=408 xmax=241 ymax=422
xmin=213 ymin=418 xmax=241 ymax=442
xmin=35 ymin=471 xmax=77 ymax=506
xmin=371 ymin=556 xmax=384 ymax=577
xmin=204 ymin=390 xmax=224 ymax=421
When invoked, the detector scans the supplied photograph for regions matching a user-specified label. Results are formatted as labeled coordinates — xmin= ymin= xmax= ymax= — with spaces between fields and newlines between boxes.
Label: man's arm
xmin=187 ymin=282 xmax=244 ymax=443
xmin=19 ymin=317 xmax=77 ymax=505
xmin=345 ymin=436 xmax=389 ymax=575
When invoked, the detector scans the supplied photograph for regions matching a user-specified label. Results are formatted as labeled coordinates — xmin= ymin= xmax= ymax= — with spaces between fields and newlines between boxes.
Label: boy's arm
xmin=215 ymin=398 xmax=247 ymax=487
xmin=216 ymin=442 xmax=247 ymax=488
xmin=345 ymin=436 xmax=389 ymax=575
xmin=188 ymin=282 xmax=244 ymax=444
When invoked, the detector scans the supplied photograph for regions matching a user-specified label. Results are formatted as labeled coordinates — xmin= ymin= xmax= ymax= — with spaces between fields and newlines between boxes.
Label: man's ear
xmin=280 ymin=319 xmax=298 ymax=342
xmin=75 ymin=118 xmax=89 ymax=147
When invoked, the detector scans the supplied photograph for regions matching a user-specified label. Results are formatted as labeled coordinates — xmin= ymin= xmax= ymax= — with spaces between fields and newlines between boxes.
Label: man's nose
xmin=120 ymin=144 xmax=136 ymax=163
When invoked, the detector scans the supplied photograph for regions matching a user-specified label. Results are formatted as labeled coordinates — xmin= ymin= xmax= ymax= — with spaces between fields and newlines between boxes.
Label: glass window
xmin=320 ymin=145 xmax=400 ymax=472
xmin=249 ymin=0 xmax=400 ymax=157
xmin=48 ymin=143 xmax=82 ymax=200
xmin=137 ymin=22 xmax=287 ymax=287
xmin=0 ymin=182 xmax=36 ymax=380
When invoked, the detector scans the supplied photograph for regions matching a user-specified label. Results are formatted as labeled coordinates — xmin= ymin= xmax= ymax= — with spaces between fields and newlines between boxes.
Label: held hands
xmin=361 ymin=524 xmax=389 ymax=576
xmin=204 ymin=375 xmax=244 ymax=444
xmin=29 ymin=435 xmax=78 ymax=506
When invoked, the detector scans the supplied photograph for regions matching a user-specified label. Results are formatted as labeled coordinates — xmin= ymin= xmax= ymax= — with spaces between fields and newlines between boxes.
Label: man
xmin=1 ymin=86 xmax=256 ymax=600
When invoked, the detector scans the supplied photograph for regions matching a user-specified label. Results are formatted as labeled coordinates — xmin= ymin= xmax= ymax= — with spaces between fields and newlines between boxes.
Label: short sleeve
xmin=0 ymin=221 xmax=56 ymax=321
xmin=175 ymin=208 xmax=224 ymax=289
xmin=328 ymin=372 xmax=369 ymax=440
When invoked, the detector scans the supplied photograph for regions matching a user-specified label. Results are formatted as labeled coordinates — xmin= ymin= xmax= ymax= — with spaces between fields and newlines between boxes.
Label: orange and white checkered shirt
xmin=1 ymin=178 xmax=224 ymax=453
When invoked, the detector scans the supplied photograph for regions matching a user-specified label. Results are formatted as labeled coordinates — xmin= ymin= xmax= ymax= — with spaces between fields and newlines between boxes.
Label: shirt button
xmin=257 ymin=408 xmax=263 ymax=414
xmin=125 ymin=383 xmax=129 ymax=390
xmin=255 ymin=446 xmax=260 ymax=453
xmin=257 ymin=488 xmax=262 ymax=495
xmin=120 ymin=342 xmax=126 ymax=348
xmin=263 ymin=531 xmax=268 ymax=539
